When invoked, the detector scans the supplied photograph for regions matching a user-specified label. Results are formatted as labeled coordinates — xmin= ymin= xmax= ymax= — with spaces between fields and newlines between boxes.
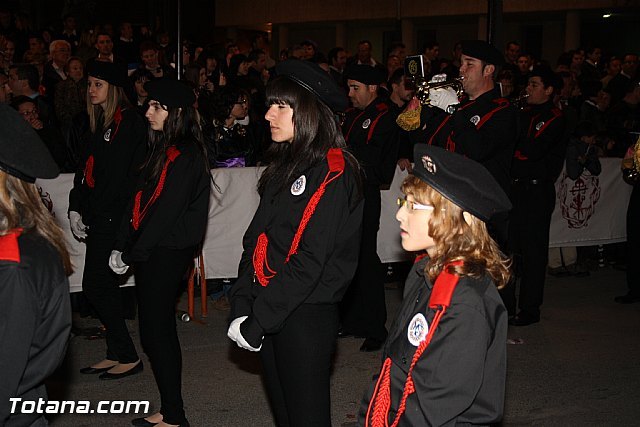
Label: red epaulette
xmin=375 ymin=102 xmax=388 ymax=112
xmin=0 ymin=229 xmax=23 ymax=263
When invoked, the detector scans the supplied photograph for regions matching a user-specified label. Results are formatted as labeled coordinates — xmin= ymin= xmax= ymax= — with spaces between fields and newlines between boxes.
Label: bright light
xmin=602 ymin=13 xmax=612 ymax=18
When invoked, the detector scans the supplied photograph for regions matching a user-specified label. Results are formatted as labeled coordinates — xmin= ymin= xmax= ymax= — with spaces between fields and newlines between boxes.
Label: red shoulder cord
xmin=131 ymin=146 xmax=181 ymax=231
xmin=252 ymin=148 xmax=345 ymax=287
xmin=83 ymin=107 xmax=124 ymax=189
xmin=365 ymin=260 xmax=464 ymax=427
xmin=0 ymin=229 xmax=23 ymax=263
xmin=84 ymin=155 xmax=95 ymax=188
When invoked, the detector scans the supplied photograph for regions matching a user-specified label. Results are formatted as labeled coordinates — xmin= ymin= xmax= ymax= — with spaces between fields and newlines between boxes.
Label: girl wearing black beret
xmin=110 ymin=79 xmax=210 ymax=427
xmin=360 ymin=145 xmax=511 ymax=426
xmin=228 ymin=60 xmax=364 ymax=426
xmin=68 ymin=60 xmax=147 ymax=381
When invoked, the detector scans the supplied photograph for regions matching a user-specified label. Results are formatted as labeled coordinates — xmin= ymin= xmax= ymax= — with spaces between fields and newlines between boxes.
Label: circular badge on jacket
xmin=469 ymin=115 xmax=481 ymax=126
xmin=535 ymin=121 xmax=545 ymax=131
xmin=291 ymin=175 xmax=306 ymax=195
xmin=407 ymin=313 xmax=429 ymax=346
xmin=362 ymin=118 xmax=371 ymax=129
xmin=103 ymin=129 xmax=111 ymax=141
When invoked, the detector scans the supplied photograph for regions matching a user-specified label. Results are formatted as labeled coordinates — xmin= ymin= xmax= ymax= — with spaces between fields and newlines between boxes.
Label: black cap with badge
xmin=345 ymin=64 xmax=386 ymax=86
xmin=87 ymin=60 xmax=128 ymax=87
xmin=0 ymin=104 xmax=59 ymax=183
xmin=411 ymin=145 xmax=511 ymax=222
xmin=276 ymin=60 xmax=348 ymax=112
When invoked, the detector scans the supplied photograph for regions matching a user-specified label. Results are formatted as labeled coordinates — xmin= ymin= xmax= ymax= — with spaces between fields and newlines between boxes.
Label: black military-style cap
xmin=412 ymin=145 xmax=511 ymax=222
xmin=0 ymin=104 xmax=59 ymax=183
xmin=87 ymin=60 xmax=128 ymax=87
xmin=276 ymin=59 xmax=348 ymax=112
xmin=144 ymin=79 xmax=195 ymax=108
xmin=461 ymin=40 xmax=504 ymax=66
xmin=345 ymin=64 xmax=386 ymax=85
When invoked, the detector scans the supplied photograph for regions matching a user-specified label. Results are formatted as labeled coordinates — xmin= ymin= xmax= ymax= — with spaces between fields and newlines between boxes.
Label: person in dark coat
xmin=68 ymin=60 xmax=147 ymax=380
xmin=505 ymin=66 xmax=566 ymax=326
xmin=228 ymin=60 xmax=364 ymax=427
xmin=111 ymin=79 xmax=210 ymax=427
xmin=0 ymin=104 xmax=72 ymax=427
xmin=359 ymin=144 xmax=511 ymax=427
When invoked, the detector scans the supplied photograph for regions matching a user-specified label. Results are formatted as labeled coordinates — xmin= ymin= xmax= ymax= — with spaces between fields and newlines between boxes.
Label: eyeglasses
xmin=396 ymin=197 xmax=435 ymax=212
xmin=19 ymin=108 xmax=38 ymax=117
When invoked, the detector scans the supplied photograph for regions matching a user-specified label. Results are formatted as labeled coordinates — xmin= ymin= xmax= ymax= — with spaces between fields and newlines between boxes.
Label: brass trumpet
xmin=414 ymin=77 xmax=465 ymax=106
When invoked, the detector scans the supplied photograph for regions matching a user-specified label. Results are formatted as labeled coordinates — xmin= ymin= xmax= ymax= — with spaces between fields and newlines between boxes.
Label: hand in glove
xmin=227 ymin=316 xmax=262 ymax=351
xmin=429 ymin=87 xmax=460 ymax=114
xmin=68 ymin=211 xmax=88 ymax=239
xmin=108 ymin=250 xmax=129 ymax=275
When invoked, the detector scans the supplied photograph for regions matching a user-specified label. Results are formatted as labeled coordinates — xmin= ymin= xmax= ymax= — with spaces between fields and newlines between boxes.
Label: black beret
xmin=530 ymin=65 xmax=563 ymax=93
xmin=144 ymin=79 xmax=195 ymax=108
xmin=461 ymin=40 xmax=504 ymax=66
xmin=345 ymin=64 xmax=386 ymax=85
xmin=87 ymin=60 xmax=128 ymax=87
xmin=0 ymin=104 xmax=59 ymax=183
xmin=276 ymin=60 xmax=348 ymax=112
xmin=412 ymin=145 xmax=511 ymax=222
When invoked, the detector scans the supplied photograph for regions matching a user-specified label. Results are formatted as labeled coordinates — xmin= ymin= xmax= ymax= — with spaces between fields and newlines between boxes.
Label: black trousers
xmin=260 ymin=304 xmax=339 ymax=427
xmin=627 ymin=185 xmax=640 ymax=295
xmin=135 ymin=245 xmax=195 ymax=425
xmin=505 ymin=182 xmax=556 ymax=317
xmin=83 ymin=221 xmax=138 ymax=363
xmin=339 ymin=186 xmax=387 ymax=340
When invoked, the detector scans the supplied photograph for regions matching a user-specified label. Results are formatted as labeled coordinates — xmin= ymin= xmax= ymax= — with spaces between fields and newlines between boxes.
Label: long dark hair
xmin=144 ymin=104 xmax=209 ymax=187
xmin=259 ymin=76 xmax=362 ymax=198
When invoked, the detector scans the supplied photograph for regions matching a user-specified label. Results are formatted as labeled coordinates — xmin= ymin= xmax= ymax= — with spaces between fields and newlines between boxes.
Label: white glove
xmin=68 ymin=211 xmax=88 ymax=239
xmin=227 ymin=316 xmax=262 ymax=352
xmin=108 ymin=250 xmax=129 ymax=275
xmin=428 ymin=73 xmax=448 ymax=84
xmin=429 ymin=87 xmax=460 ymax=114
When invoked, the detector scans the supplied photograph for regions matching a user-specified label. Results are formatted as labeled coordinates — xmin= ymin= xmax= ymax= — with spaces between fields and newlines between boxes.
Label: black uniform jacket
xmin=512 ymin=101 xmax=566 ymax=182
xmin=359 ymin=257 xmax=508 ymax=426
xmin=115 ymin=139 xmax=211 ymax=265
xmin=343 ymin=98 xmax=399 ymax=188
xmin=68 ymin=107 xmax=147 ymax=225
xmin=0 ymin=233 xmax=71 ymax=426
xmin=425 ymin=88 xmax=517 ymax=193
xmin=230 ymin=152 xmax=364 ymax=347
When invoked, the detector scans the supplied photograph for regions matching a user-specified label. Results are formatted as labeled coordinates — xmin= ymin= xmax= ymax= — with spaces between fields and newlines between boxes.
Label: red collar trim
xmin=0 ymin=229 xmax=23 ymax=263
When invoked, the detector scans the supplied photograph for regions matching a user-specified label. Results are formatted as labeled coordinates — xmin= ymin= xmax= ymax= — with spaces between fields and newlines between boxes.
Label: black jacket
xmin=359 ymin=257 xmax=508 ymax=426
xmin=511 ymin=101 xmax=567 ymax=182
xmin=68 ymin=107 xmax=147 ymax=225
xmin=230 ymin=151 xmax=364 ymax=347
xmin=425 ymin=88 xmax=517 ymax=193
xmin=342 ymin=97 xmax=399 ymax=188
xmin=115 ymin=139 xmax=211 ymax=265
xmin=0 ymin=232 xmax=71 ymax=427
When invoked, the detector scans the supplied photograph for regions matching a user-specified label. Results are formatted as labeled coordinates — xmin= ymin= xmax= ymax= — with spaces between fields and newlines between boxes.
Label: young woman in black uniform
xmin=110 ymin=79 xmax=210 ymax=427
xmin=0 ymin=104 xmax=72 ymax=427
xmin=228 ymin=60 xmax=364 ymax=426
xmin=68 ymin=60 xmax=147 ymax=379
xmin=360 ymin=145 xmax=512 ymax=427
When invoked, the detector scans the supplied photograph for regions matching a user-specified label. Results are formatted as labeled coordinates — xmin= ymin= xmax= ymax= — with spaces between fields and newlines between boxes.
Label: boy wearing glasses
xmin=360 ymin=144 xmax=511 ymax=426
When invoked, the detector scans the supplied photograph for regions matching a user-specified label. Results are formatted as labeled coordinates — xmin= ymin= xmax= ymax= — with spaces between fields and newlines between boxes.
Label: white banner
xmin=38 ymin=158 xmax=631 ymax=291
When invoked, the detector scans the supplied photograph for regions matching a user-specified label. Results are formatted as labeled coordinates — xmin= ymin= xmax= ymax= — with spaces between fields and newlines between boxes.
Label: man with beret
xmin=505 ymin=65 xmax=566 ymax=326
xmin=340 ymin=63 xmax=399 ymax=352
xmin=0 ymin=104 xmax=72 ymax=427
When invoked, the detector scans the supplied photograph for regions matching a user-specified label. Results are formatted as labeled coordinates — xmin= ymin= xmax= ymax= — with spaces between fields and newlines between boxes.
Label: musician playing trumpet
xmin=399 ymin=40 xmax=517 ymax=248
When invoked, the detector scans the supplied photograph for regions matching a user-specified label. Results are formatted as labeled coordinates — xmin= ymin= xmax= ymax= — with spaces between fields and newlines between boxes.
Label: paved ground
xmin=43 ymin=264 xmax=640 ymax=426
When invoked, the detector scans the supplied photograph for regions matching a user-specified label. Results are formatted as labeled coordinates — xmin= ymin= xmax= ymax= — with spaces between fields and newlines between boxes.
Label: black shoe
xmin=509 ymin=312 xmax=540 ymax=326
xmin=99 ymin=361 xmax=143 ymax=380
xmin=359 ymin=337 xmax=384 ymax=352
xmin=131 ymin=417 xmax=157 ymax=427
xmin=79 ymin=365 xmax=116 ymax=374
xmin=614 ymin=293 xmax=640 ymax=304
